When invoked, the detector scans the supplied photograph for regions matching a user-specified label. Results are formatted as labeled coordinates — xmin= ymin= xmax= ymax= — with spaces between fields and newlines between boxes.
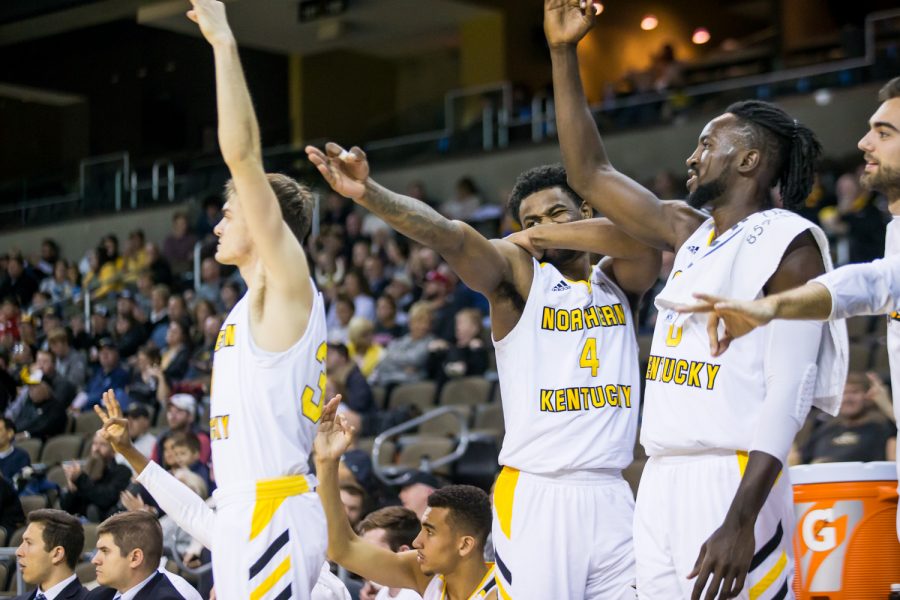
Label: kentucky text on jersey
xmin=539 ymin=384 xmax=632 ymax=413
xmin=215 ymin=324 xmax=237 ymax=352
xmin=540 ymin=303 xmax=627 ymax=332
xmin=209 ymin=414 xmax=230 ymax=442
xmin=645 ymin=355 xmax=722 ymax=390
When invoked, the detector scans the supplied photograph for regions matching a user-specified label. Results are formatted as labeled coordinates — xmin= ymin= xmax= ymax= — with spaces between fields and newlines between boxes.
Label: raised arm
xmin=306 ymin=143 xmax=530 ymax=299
xmin=313 ymin=396 xmax=430 ymax=594
xmin=507 ymin=218 xmax=661 ymax=295
xmin=189 ymin=0 xmax=311 ymax=299
xmin=544 ymin=0 xmax=703 ymax=251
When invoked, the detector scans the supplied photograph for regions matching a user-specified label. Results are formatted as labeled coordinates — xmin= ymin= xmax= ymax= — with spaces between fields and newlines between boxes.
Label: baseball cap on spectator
xmin=397 ymin=470 xmax=443 ymax=491
xmin=22 ymin=368 xmax=44 ymax=385
xmin=97 ymin=337 xmax=117 ymax=350
xmin=119 ymin=289 xmax=135 ymax=300
xmin=167 ymin=393 xmax=197 ymax=417
xmin=126 ymin=404 xmax=151 ymax=420
xmin=341 ymin=450 xmax=374 ymax=491
xmin=93 ymin=305 xmax=110 ymax=317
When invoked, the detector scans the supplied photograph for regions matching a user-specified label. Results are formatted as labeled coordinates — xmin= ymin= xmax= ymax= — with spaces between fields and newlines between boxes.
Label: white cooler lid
xmin=790 ymin=461 xmax=898 ymax=485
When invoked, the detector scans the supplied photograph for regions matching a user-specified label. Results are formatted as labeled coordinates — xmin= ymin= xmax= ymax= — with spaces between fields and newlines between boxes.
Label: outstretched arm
xmin=544 ymin=0 xmax=703 ymax=251
xmin=507 ymin=218 xmax=661 ymax=294
xmin=306 ymin=143 xmax=528 ymax=298
xmin=190 ymin=0 xmax=312 ymax=300
xmin=314 ymin=396 xmax=429 ymax=594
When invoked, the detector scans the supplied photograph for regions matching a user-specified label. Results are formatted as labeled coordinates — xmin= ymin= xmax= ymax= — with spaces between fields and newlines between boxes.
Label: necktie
xmin=34 ymin=594 xmax=47 ymax=600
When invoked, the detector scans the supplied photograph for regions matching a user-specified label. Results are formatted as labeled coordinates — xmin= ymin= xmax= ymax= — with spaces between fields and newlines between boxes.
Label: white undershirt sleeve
xmin=137 ymin=460 xmax=216 ymax=549
xmin=813 ymin=255 xmax=900 ymax=319
xmin=751 ymin=319 xmax=824 ymax=464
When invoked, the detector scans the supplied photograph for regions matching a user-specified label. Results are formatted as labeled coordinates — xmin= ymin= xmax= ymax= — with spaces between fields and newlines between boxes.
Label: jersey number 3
xmin=301 ymin=342 xmax=328 ymax=423
xmin=579 ymin=338 xmax=600 ymax=376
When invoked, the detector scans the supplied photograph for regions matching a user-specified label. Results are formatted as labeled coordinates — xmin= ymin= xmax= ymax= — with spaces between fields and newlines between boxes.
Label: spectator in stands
xmin=169 ymin=431 xmax=213 ymax=492
xmin=48 ymin=328 xmax=87 ymax=390
xmin=77 ymin=339 xmax=129 ymax=413
xmin=326 ymin=342 xmax=375 ymax=416
xmin=347 ymin=317 xmax=384 ymax=378
xmin=363 ymin=254 xmax=390 ymax=298
xmin=10 ymin=373 xmax=68 ymax=441
xmin=374 ymin=295 xmax=406 ymax=347
xmin=167 ymin=294 xmax=191 ymax=330
xmin=89 ymin=306 xmax=112 ymax=349
xmin=122 ymin=230 xmax=150 ymax=286
xmin=356 ymin=507 xmax=422 ymax=600
xmin=340 ymin=481 xmax=368 ymax=529
xmin=398 ymin=471 xmax=441 ymax=519
xmin=0 ymin=416 xmax=30 ymax=482
xmin=819 ymin=171 xmax=887 ymax=264
xmin=427 ymin=308 xmax=489 ymax=386
xmin=0 ymin=351 xmax=16 ymax=413
xmin=14 ymin=508 xmax=88 ymax=600
xmin=371 ymin=302 xmax=435 ymax=387
xmin=160 ymin=320 xmax=191 ymax=383
xmin=441 ymin=177 xmax=482 ymax=220
xmin=151 ymin=393 xmax=211 ymax=467
xmin=196 ymin=258 xmax=223 ymax=307
xmin=113 ymin=313 xmax=145 ymax=361
xmin=162 ymin=212 xmax=197 ymax=275
xmin=115 ymin=405 xmax=157 ymax=473
xmin=328 ymin=294 xmax=356 ymax=345
xmin=89 ymin=511 xmax=201 ymax=599
xmin=35 ymin=239 xmax=61 ymax=278
xmin=0 ymin=298 xmax=21 ymax=347
xmin=0 ymin=476 xmax=24 ymax=544
xmin=343 ymin=269 xmax=377 ymax=322
xmin=421 ymin=270 xmax=456 ymax=341
xmin=187 ymin=313 xmax=220 ymax=385
xmin=148 ymin=284 xmax=171 ymax=350
xmin=219 ymin=280 xmax=241 ymax=313
xmin=134 ymin=271 xmax=154 ymax=315
xmin=1 ymin=255 xmax=39 ymax=309
xmin=39 ymin=260 xmax=76 ymax=306
xmin=195 ymin=195 xmax=223 ymax=241
xmin=145 ymin=243 xmax=173 ymax=289
xmin=60 ymin=430 xmax=132 ymax=522
xmin=82 ymin=246 xmax=121 ymax=301
xmin=34 ymin=348 xmax=76 ymax=407
xmin=125 ymin=345 xmax=162 ymax=410
xmin=801 ymin=372 xmax=897 ymax=463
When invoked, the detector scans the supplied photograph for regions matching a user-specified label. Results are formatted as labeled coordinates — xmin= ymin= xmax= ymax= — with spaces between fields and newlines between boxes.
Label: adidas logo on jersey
xmin=551 ymin=280 xmax=571 ymax=292
xmin=687 ymin=245 xmax=700 ymax=254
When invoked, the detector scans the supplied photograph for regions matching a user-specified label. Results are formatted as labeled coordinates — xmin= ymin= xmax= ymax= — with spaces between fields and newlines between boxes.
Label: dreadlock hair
xmin=507 ymin=164 xmax=583 ymax=225
xmin=725 ymin=100 xmax=822 ymax=211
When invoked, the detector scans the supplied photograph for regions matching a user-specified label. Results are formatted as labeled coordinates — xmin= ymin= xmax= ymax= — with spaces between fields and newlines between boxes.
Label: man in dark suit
xmin=86 ymin=511 xmax=198 ymax=600
xmin=13 ymin=509 xmax=88 ymax=600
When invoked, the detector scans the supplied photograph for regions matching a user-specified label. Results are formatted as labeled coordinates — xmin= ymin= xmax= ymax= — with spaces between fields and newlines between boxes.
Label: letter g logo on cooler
xmin=801 ymin=508 xmax=837 ymax=552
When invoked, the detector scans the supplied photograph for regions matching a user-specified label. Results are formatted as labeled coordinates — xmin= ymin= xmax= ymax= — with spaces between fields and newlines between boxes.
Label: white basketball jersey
xmin=641 ymin=216 xmax=813 ymax=456
xmin=494 ymin=260 xmax=640 ymax=473
xmin=422 ymin=564 xmax=496 ymax=599
xmin=209 ymin=287 xmax=328 ymax=487
xmin=886 ymin=218 xmax=900 ymax=504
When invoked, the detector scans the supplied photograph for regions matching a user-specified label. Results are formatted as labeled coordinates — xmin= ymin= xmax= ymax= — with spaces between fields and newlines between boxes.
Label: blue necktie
xmin=34 ymin=594 xmax=47 ymax=600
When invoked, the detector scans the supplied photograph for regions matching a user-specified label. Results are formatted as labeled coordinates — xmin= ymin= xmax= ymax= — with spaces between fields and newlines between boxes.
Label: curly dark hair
xmin=507 ymin=164 xmax=583 ymax=224
xmin=725 ymin=100 xmax=822 ymax=211
xmin=427 ymin=484 xmax=491 ymax=547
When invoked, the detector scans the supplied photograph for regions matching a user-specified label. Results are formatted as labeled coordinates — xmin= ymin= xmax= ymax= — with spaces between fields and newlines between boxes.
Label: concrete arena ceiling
xmin=138 ymin=0 xmax=497 ymax=57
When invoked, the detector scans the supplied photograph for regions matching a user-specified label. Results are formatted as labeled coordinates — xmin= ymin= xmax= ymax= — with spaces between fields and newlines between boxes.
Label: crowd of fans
xmin=0 ymin=156 xmax=895 ymax=595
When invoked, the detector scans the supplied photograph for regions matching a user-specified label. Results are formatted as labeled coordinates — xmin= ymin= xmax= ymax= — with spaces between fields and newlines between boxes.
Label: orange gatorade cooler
xmin=791 ymin=462 xmax=900 ymax=599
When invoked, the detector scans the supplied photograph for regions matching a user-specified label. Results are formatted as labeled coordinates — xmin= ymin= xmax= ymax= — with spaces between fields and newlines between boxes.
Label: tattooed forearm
xmin=359 ymin=180 xmax=463 ymax=253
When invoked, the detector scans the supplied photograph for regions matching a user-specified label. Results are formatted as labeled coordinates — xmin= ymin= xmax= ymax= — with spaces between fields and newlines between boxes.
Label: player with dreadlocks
xmin=532 ymin=2 xmax=849 ymax=599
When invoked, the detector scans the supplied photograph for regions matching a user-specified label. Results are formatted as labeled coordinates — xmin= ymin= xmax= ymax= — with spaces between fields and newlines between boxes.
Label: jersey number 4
xmin=579 ymin=337 xmax=600 ymax=376
xmin=301 ymin=342 xmax=328 ymax=423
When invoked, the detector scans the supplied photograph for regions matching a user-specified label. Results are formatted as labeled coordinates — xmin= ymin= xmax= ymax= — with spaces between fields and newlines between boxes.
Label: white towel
xmin=656 ymin=208 xmax=848 ymax=415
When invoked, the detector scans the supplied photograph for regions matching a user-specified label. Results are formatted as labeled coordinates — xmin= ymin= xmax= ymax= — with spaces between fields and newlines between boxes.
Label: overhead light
xmin=640 ymin=15 xmax=658 ymax=31
xmin=692 ymin=27 xmax=711 ymax=44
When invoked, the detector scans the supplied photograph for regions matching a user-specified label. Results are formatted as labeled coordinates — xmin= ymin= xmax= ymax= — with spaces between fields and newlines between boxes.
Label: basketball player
xmin=94 ymin=1 xmax=330 ymax=598
xmin=677 ymin=77 xmax=900 ymax=538
xmin=305 ymin=144 xmax=659 ymax=598
xmin=96 ymin=391 xmax=351 ymax=600
xmin=542 ymin=1 xmax=847 ymax=598
xmin=315 ymin=395 xmax=497 ymax=600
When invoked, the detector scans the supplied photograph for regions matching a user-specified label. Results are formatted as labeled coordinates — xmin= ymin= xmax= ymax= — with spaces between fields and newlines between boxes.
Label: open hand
xmin=95 ymin=389 xmax=132 ymax=454
xmin=120 ymin=490 xmax=147 ymax=512
xmin=688 ymin=522 xmax=755 ymax=599
xmin=544 ymin=0 xmax=599 ymax=49
xmin=313 ymin=394 xmax=354 ymax=461
xmin=674 ymin=293 xmax=777 ymax=356
xmin=305 ymin=143 xmax=369 ymax=201
xmin=186 ymin=0 xmax=234 ymax=47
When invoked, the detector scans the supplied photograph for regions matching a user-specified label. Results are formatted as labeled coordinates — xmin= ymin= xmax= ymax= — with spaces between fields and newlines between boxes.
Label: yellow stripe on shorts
xmin=493 ymin=467 xmax=519 ymax=540
xmin=250 ymin=475 xmax=311 ymax=541
xmin=250 ymin=555 xmax=291 ymax=600
xmin=749 ymin=550 xmax=787 ymax=600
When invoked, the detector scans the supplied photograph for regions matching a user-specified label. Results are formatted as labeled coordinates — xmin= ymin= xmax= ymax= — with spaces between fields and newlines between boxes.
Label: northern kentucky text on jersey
xmin=539 ymin=384 xmax=633 ymax=413
xmin=540 ymin=303 xmax=627 ymax=332
xmin=645 ymin=355 xmax=722 ymax=390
